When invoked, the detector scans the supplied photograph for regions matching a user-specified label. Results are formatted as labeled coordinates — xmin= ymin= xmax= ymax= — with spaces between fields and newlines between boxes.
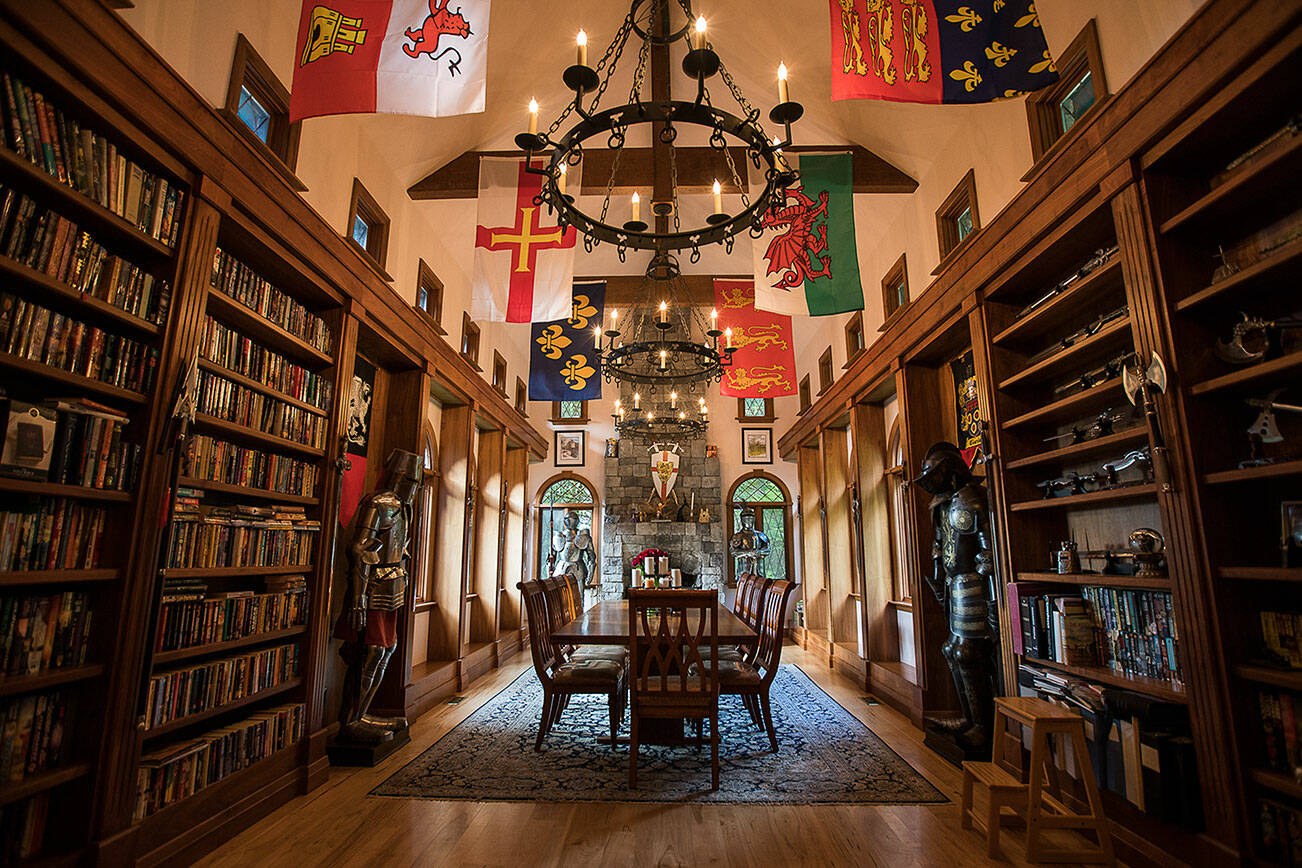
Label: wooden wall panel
xmin=432 ymin=403 xmax=473 ymax=662
xmin=796 ymin=444 xmax=828 ymax=639
xmin=471 ymin=428 xmax=505 ymax=647
xmin=821 ymin=426 xmax=858 ymax=658
xmin=852 ymin=401 xmax=897 ymax=663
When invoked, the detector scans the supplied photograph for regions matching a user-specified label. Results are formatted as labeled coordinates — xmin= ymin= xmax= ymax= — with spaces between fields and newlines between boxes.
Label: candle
xmin=632 ymin=567 xmax=643 ymax=585
xmin=724 ymin=326 xmax=733 ymax=348
xmin=576 ymin=30 xmax=588 ymax=67
xmin=658 ymin=300 xmax=668 ymax=324
xmin=610 ymin=308 xmax=618 ymax=330
xmin=593 ymin=324 xmax=602 ymax=343
xmin=528 ymin=98 xmax=538 ymax=135
xmin=710 ymin=308 xmax=718 ymax=330
xmin=772 ymin=137 xmax=790 ymax=172
xmin=678 ymin=411 xmax=686 ymax=420
xmin=670 ymin=391 xmax=677 ymax=409
xmin=694 ymin=16 xmax=707 ymax=50
xmin=647 ymin=411 xmax=654 ymax=421
xmin=701 ymin=403 xmax=709 ymax=415
xmin=557 ymin=161 xmax=567 ymax=195
xmin=778 ymin=62 xmax=789 ymax=103
xmin=671 ymin=568 xmax=682 ymax=587
xmin=712 ymin=179 xmax=722 ymax=215
xmin=659 ymin=349 xmax=667 ymax=370
xmin=631 ymin=191 xmax=640 ymax=222
xmin=634 ymin=392 xmax=640 ymax=409
xmin=658 ymin=556 xmax=670 ymax=575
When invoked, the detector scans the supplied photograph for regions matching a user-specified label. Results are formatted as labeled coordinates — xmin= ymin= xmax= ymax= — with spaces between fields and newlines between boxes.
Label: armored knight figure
xmin=334 ymin=449 xmax=421 ymax=744
xmin=729 ymin=511 xmax=771 ymax=575
xmin=551 ymin=508 xmax=596 ymax=586
xmin=913 ymin=441 xmax=998 ymax=753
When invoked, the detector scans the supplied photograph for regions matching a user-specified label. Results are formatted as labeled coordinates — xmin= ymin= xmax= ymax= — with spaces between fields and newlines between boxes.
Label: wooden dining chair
xmin=519 ymin=580 xmax=626 ymax=751
xmin=627 ymin=589 xmax=720 ymax=790
xmin=716 ymin=579 xmax=796 ymax=752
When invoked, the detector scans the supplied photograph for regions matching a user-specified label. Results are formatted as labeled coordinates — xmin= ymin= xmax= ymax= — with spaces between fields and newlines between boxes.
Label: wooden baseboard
xmin=405 ymin=660 xmax=458 ymax=719
xmin=457 ymin=643 xmax=495 ymax=690
xmin=830 ymin=644 xmax=868 ymax=688
xmin=869 ymin=661 xmax=924 ymax=726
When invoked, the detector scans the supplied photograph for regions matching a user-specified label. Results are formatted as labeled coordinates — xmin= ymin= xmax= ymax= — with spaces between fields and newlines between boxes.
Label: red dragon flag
xmin=713 ymin=280 xmax=797 ymax=398
xmin=289 ymin=0 xmax=489 ymax=122
xmin=830 ymin=0 xmax=1059 ymax=104
xmin=472 ymin=156 xmax=580 ymax=323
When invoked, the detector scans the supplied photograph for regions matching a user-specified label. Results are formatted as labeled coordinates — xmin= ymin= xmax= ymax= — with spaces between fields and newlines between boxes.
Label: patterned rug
xmin=373 ymin=665 xmax=946 ymax=805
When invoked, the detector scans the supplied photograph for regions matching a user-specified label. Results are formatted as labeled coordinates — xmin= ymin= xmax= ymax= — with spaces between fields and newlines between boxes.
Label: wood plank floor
xmin=196 ymin=646 xmax=1122 ymax=867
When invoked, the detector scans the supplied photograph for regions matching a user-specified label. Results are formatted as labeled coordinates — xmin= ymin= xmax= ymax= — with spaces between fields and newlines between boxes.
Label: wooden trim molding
xmin=550 ymin=400 xmax=589 ymax=424
xmin=415 ymin=258 xmax=446 ymax=334
xmin=933 ymin=169 xmax=980 ymax=272
xmin=221 ymin=34 xmax=304 ymax=191
xmin=736 ymin=396 xmax=777 ymax=423
xmin=346 ymin=177 xmax=391 ymax=277
xmin=1025 ymin=20 xmax=1110 ymax=168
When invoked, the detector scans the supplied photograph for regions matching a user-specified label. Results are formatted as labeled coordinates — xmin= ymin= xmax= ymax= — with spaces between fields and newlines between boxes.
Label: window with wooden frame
xmin=935 ymin=169 xmax=979 ymax=267
xmin=515 ymin=378 xmax=527 ymax=415
xmin=798 ymin=375 xmax=812 ymax=415
xmin=727 ymin=472 xmax=792 ymax=587
xmin=736 ymin=396 xmax=775 ymax=423
xmin=843 ymin=311 xmax=865 ymax=366
xmin=223 ymin=35 xmax=303 ymax=186
xmin=1026 ymin=21 xmax=1107 ymax=165
xmin=460 ymin=312 xmax=481 ymax=368
xmin=492 ymin=351 xmax=507 ymax=395
xmin=535 ymin=475 xmax=597 ymax=580
xmin=551 ymin=400 xmax=589 ymax=424
xmin=817 ymin=346 xmax=834 ymax=395
xmin=413 ymin=426 xmax=441 ymax=604
xmin=880 ymin=252 xmax=910 ymax=328
xmin=347 ymin=178 xmax=390 ymax=273
xmin=415 ymin=259 xmax=445 ymax=333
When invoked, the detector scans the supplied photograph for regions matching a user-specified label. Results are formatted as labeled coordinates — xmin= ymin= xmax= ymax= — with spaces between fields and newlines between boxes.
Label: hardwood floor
xmin=196 ymin=646 xmax=1120 ymax=867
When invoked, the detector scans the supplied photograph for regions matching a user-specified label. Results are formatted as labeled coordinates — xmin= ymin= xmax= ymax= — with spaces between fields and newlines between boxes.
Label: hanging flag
xmin=529 ymin=281 xmax=605 ymax=402
xmin=829 ymin=0 xmax=1058 ymax=104
xmin=289 ymin=0 xmax=489 ymax=123
xmin=473 ymin=156 xmax=580 ymax=323
xmin=340 ymin=356 xmax=376 ymax=526
xmin=950 ymin=349 xmax=982 ymax=466
xmin=750 ymin=152 xmax=864 ymax=317
xmin=713 ymin=280 xmax=797 ymax=398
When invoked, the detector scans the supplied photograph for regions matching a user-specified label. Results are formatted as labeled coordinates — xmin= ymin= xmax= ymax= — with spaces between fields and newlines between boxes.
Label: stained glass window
xmin=559 ymin=400 xmax=583 ymax=419
xmin=351 ymin=214 xmax=370 ymax=249
xmin=1059 ymin=70 xmax=1095 ymax=134
xmin=955 ymin=206 xmax=974 ymax=243
xmin=732 ymin=476 xmax=782 ymax=504
xmin=540 ymin=478 xmax=594 ymax=505
xmin=236 ymin=86 xmax=271 ymax=143
xmin=743 ymin=398 xmax=766 ymax=418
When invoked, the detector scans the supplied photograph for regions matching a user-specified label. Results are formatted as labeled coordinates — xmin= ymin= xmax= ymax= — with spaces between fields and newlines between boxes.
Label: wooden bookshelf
xmin=162 ymin=565 xmax=312 ymax=580
xmin=1000 ymin=377 xmax=1124 ymax=430
xmin=153 ymin=626 xmax=307 ymax=666
xmin=1025 ymin=656 xmax=1187 ymax=703
xmin=1217 ymin=567 xmax=1302 ymax=582
xmin=1159 ymin=132 xmax=1302 ymax=236
xmin=1251 ymin=768 xmax=1302 ymax=803
xmin=141 ymin=677 xmax=303 ymax=741
xmin=1008 ymin=483 xmax=1158 ymax=512
xmin=1175 ymin=233 xmax=1302 ymax=312
xmin=1004 ymin=426 xmax=1148 ymax=471
xmin=0 ymin=664 xmax=106 ymax=698
xmin=196 ymin=358 xmax=329 ymax=418
xmin=0 ymin=763 xmax=91 ymax=809
xmin=997 ymin=316 xmax=1132 ymax=391
xmin=1204 ymin=459 xmax=1302 ymax=485
xmin=1189 ymin=349 xmax=1302 ymax=396
xmin=1235 ymin=665 xmax=1302 ymax=691
xmin=0 ymin=254 xmax=162 ymax=337
xmin=204 ymin=291 xmax=334 ymax=369
xmin=0 ymin=351 xmax=147 ymax=404
xmin=992 ymin=258 xmax=1124 ymax=348
xmin=0 ymin=569 xmax=119 ymax=587
xmin=1014 ymin=571 xmax=1172 ymax=590
xmin=175 ymin=477 xmax=319 ymax=506
xmin=194 ymin=413 xmax=326 ymax=458
xmin=0 ymin=477 xmax=133 ymax=502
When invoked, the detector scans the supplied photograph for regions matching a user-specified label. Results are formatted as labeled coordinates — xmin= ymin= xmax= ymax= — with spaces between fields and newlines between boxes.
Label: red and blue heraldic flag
xmin=830 ymin=1 xmax=1058 ymax=104
xmin=714 ymin=280 xmax=797 ymax=399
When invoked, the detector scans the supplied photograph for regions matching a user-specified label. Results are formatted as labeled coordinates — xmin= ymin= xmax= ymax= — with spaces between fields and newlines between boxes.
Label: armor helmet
xmin=911 ymin=441 xmax=971 ymax=495
xmin=385 ymin=449 xmax=423 ymax=506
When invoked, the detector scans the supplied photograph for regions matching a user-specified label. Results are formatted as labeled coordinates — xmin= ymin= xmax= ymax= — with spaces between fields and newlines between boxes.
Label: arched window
xmin=885 ymin=418 xmax=910 ymax=602
xmin=413 ymin=426 xmax=440 ymax=603
xmin=535 ymin=473 xmax=597 ymax=580
xmin=727 ymin=472 xmax=792 ymax=586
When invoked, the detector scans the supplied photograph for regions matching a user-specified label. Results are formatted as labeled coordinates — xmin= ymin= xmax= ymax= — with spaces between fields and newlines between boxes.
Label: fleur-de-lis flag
xmin=830 ymin=1 xmax=1059 ymax=104
xmin=529 ymin=281 xmax=605 ymax=402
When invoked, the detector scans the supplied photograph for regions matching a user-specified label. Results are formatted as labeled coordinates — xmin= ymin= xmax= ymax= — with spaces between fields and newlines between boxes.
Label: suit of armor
xmin=914 ymin=441 xmax=998 ymax=752
xmin=729 ymin=511 xmax=771 ymax=575
xmin=551 ymin=508 xmax=595 ymax=586
xmin=334 ymin=450 xmax=421 ymax=744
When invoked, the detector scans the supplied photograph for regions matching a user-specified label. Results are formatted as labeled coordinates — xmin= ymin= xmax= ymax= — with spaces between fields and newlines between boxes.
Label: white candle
xmin=772 ymin=137 xmax=789 ymax=172
xmin=593 ymin=325 xmax=602 ymax=343
xmin=659 ymin=349 xmax=667 ymax=370
xmin=632 ymin=567 xmax=643 ymax=585
xmin=557 ymin=161 xmax=567 ymax=195
xmin=710 ymin=308 xmax=718 ymax=330
xmin=658 ymin=556 xmax=670 ymax=575
xmin=528 ymin=98 xmax=539 ymax=135
xmin=712 ymin=179 xmax=722 ymax=215
xmin=634 ymin=392 xmax=640 ymax=409
xmin=778 ymin=62 xmax=789 ymax=103
xmin=694 ymin=16 xmax=707 ymax=50
xmin=658 ymin=300 xmax=668 ymax=324
xmin=724 ymin=326 xmax=733 ymax=348
xmin=671 ymin=568 xmax=682 ymax=587
xmin=576 ymin=30 xmax=588 ymax=67
xmin=670 ymin=391 xmax=677 ymax=409
xmin=631 ymin=191 xmax=640 ymax=222
xmin=610 ymin=308 xmax=618 ymax=329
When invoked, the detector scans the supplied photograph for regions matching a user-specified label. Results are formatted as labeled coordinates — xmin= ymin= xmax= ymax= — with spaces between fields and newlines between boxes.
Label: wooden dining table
xmin=552 ymin=600 xmax=758 ymax=647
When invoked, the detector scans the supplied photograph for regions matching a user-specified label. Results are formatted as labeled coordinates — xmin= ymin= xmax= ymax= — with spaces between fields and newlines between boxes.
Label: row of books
xmin=0 ymin=289 xmax=159 ymax=393
xmin=1 ymin=590 xmax=91 ymax=676
xmin=0 ymin=398 xmax=141 ymax=490
xmin=0 ymin=184 xmax=170 ymax=324
xmin=1263 ymin=610 xmax=1302 ymax=670
xmin=1 ymin=71 xmax=185 ymax=247
xmin=155 ymin=584 xmax=308 ymax=654
xmin=134 ymin=702 xmax=305 ymax=820
xmin=210 ymin=247 xmax=332 ymax=353
xmin=0 ymin=688 xmax=70 ymax=784
xmin=144 ymin=641 xmax=300 ymax=731
xmin=1082 ymin=586 xmax=1183 ymax=686
xmin=1261 ymin=797 xmax=1302 ymax=866
xmin=0 ymin=498 xmax=107 ymax=572
xmin=0 ymin=793 xmax=48 ymax=862
xmin=182 ymin=434 xmax=320 ymax=498
xmin=167 ymin=507 xmax=319 ymax=571
xmin=1260 ymin=687 xmax=1302 ymax=779
xmin=197 ymin=368 xmax=327 ymax=449
xmin=200 ymin=316 xmax=332 ymax=411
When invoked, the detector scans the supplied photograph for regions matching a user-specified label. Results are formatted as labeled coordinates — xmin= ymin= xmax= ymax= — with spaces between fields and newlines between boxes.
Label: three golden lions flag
xmin=714 ymin=280 xmax=797 ymax=398
xmin=290 ymin=0 xmax=489 ymax=122
xmin=830 ymin=0 xmax=1058 ymax=103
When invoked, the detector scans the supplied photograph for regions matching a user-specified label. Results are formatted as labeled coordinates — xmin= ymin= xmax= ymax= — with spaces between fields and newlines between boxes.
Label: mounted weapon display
xmin=1247 ymin=390 xmax=1302 ymax=444
xmin=1123 ymin=352 xmax=1173 ymax=492
xmin=1052 ymin=353 xmax=1130 ymax=400
xmin=1015 ymin=244 xmax=1120 ymax=320
xmin=1026 ymin=305 xmax=1129 ymax=367
xmin=1214 ymin=311 xmax=1302 ymax=365
xmin=1042 ymin=409 xmax=1133 ymax=445
xmin=1035 ymin=446 xmax=1154 ymax=499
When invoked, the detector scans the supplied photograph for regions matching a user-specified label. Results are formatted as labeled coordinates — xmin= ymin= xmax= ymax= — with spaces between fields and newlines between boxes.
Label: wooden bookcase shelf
xmin=1025 ymin=655 xmax=1187 ymax=703
xmin=0 ymin=477 xmax=132 ymax=502
xmin=0 ymin=147 xmax=176 ymax=260
xmin=194 ymin=413 xmax=325 ymax=458
xmin=0 ymin=569 xmax=120 ymax=586
xmin=1189 ymin=350 xmax=1302 ymax=396
xmin=0 ymin=351 xmax=147 ymax=404
xmin=1251 ymin=768 xmax=1302 ymax=803
xmin=1004 ymin=427 xmax=1149 ymax=471
xmin=992 ymin=258 xmax=1124 ymax=348
xmin=1235 ymin=665 xmax=1302 ymax=691
xmin=176 ymin=477 xmax=319 ymax=506
xmin=0 ymin=763 xmax=91 ymax=809
xmin=1009 ymin=483 xmax=1158 ymax=512
xmin=0 ymin=254 xmax=162 ymax=337
xmin=1001 ymin=378 xmax=1124 ymax=430
xmin=1015 ymin=571 xmax=1172 ymax=590
xmin=1204 ymin=459 xmax=1302 ymax=485
xmin=1218 ymin=566 xmax=1302 ymax=582
xmin=204 ymin=291 xmax=334 ymax=369
xmin=1175 ymin=234 xmax=1302 ymax=312
xmin=153 ymin=626 xmax=307 ymax=666
xmin=196 ymin=358 xmax=329 ymax=419
xmin=997 ymin=317 xmax=1132 ymax=391
xmin=141 ymin=677 xmax=303 ymax=741
xmin=0 ymin=664 xmax=106 ymax=698
xmin=1159 ymin=133 xmax=1302 ymax=237
xmin=162 ymin=564 xmax=311 ymax=580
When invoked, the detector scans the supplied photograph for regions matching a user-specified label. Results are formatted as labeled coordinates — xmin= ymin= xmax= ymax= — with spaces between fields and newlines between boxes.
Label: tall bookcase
xmin=1141 ymin=31 xmax=1302 ymax=863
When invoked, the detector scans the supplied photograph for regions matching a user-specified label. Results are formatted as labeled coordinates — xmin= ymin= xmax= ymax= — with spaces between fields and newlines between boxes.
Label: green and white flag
xmin=750 ymin=152 xmax=864 ymax=317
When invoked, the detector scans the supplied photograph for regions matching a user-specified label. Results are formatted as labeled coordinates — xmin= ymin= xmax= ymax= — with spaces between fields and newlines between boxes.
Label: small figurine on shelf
xmin=1055 ymin=540 xmax=1081 ymax=575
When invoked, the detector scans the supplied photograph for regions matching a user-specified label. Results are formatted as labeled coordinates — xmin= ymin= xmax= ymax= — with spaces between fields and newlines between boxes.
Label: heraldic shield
xmin=651 ymin=448 xmax=680 ymax=501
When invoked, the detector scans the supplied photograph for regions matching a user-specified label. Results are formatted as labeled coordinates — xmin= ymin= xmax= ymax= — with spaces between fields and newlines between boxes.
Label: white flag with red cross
xmin=471 ymin=156 xmax=579 ymax=323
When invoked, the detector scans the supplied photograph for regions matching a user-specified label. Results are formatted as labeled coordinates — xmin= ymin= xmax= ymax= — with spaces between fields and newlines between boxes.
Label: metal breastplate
xmin=365 ymin=565 xmax=408 ymax=611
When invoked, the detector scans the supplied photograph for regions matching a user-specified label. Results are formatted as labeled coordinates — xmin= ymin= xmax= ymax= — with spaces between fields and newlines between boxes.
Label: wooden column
xmin=852 ymin=399 xmax=897 ymax=663
xmin=472 ymin=428 xmax=505 ymax=653
xmin=433 ymin=403 xmax=473 ymax=670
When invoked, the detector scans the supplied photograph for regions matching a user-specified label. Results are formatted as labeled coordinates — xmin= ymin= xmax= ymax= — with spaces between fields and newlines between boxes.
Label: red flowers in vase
xmin=630 ymin=548 xmax=668 ymax=571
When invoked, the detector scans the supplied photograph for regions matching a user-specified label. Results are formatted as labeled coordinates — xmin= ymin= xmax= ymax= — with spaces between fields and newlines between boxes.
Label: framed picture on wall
xmin=555 ymin=430 xmax=586 ymax=466
xmin=741 ymin=428 xmax=773 ymax=465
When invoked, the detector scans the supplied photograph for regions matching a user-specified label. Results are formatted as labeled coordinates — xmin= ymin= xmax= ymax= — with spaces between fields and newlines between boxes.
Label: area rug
xmin=372 ymin=665 xmax=946 ymax=805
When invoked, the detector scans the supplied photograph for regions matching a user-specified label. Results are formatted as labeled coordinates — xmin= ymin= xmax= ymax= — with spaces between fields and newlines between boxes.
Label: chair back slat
xmin=732 ymin=572 xmax=752 ymax=618
xmin=739 ymin=574 xmax=772 ymax=630
xmin=518 ymin=581 xmax=558 ymax=679
xmin=628 ymin=589 xmax=719 ymax=702
xmin=541 ymin=577 xmax=568 ymax=632
xmin=753 ymin=579 xmax=796 ymax=679
xmin=563 ymin=573 xmax=583 ymax=620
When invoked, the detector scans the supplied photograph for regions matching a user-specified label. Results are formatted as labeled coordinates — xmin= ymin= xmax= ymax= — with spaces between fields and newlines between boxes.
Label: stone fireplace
xmin=599 ymin=434 xmax=725 ymax=600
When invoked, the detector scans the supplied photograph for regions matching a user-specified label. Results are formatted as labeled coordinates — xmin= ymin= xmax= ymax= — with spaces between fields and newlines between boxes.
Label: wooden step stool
xmin=960 ymin=760 xmax=1028 ymax=858
xmin=996 ymin=696 xmax=1116 ymax=864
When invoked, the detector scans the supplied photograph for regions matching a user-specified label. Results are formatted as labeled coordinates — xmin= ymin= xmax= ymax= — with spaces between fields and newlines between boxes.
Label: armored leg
xmin=952 ymin=636 xmax=996 ymax=751
xmin=341 ymin=642 xmax=398 ymax=743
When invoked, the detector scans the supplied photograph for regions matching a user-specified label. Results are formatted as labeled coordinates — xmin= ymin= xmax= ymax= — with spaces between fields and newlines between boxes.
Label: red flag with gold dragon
xmin=714 ymin=280 xmax=797 ymax=398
